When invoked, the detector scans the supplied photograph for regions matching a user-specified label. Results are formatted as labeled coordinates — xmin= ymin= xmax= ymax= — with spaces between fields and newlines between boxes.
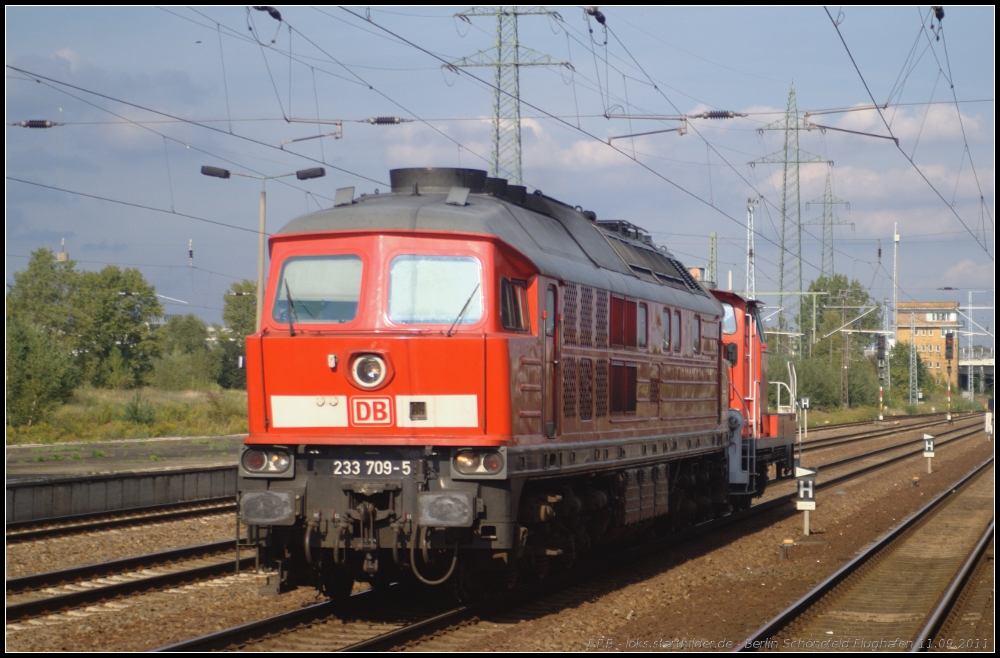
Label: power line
xmin=7 ymin=72 xmax=345 ymax=207
xmin=334 ymin=6 xmax=838 ymax=289
xmin=7 ymin=177 xmax=267 ymax=236
xmin=5 ymin=64 xmax=388 ymax=188
xmin=7 ymin=252 xmax=237 ymax=276
xmin=822 ymin=7 xmax=993 ymax=262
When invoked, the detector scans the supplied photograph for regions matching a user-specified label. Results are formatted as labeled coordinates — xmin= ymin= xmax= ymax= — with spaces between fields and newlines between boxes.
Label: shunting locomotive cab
xmin=238 ymin=168 xmax=794 ymax=598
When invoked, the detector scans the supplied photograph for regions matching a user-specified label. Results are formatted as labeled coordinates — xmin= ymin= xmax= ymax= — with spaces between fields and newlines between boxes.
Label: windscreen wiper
xmin=446 ymin=283 xmax=480 ymax=337
xmin=284 ymin=279 xmax=297 ymax=337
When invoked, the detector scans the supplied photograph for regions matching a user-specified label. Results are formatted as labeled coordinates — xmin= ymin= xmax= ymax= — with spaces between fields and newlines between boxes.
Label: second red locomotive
xmin=238 ymin=167 xmax=795 ymax=597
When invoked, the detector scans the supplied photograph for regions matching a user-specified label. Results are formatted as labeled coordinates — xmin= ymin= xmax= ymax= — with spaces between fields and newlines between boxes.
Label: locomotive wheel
xmin=320 ymin=557 xmax=354 ymax=601
xmin=455 ymin=561 xmax=489 ymax=603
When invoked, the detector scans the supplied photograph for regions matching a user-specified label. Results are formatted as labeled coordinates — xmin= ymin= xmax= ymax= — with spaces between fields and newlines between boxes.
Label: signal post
xmin=945 ymin=333 xmax=954 ymax=422
xmin=876 ymin=335 xmax=886 ymax=422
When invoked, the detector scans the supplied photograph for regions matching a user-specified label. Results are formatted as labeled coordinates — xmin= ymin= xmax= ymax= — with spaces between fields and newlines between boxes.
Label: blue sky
xmin=6 ymin=6 xmax=994 ymax=346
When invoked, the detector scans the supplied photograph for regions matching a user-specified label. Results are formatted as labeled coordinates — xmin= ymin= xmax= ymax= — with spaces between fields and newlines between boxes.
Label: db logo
xmin=351 ymin=397 xmax=393 ymax=426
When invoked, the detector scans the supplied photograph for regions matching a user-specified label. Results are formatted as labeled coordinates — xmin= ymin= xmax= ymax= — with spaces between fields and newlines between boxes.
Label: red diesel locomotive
xmin=238 ymin=168 xmax=795 ymax=597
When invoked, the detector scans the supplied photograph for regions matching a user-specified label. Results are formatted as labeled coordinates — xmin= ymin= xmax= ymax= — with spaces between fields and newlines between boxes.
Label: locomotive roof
xmin=277 ymin=168 xmax=722 ymax=317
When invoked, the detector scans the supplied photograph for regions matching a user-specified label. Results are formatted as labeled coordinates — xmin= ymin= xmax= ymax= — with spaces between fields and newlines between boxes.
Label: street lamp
xmin=201 ymin=165 xmax=325 ymax=331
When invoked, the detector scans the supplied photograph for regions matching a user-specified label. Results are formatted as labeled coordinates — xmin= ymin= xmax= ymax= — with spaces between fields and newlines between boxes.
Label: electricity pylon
xmin=749 ymin=83 xmax=830 ymax=352
xmin=805 ymin=171 xmax=850 ymax=280
xmin=452 ymin=6 xmax=568 ymax=184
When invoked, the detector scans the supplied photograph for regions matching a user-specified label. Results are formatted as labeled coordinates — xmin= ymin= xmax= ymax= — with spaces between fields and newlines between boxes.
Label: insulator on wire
xmin=367 ymin=117 xmax=406 ymax=125
xmin=12 ymin=120 xmax=63 ymax=128
xmin=704 ymin=111 xmax=735 ymax=119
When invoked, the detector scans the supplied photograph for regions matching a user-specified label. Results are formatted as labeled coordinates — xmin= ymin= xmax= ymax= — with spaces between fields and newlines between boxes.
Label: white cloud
xmin=834 ymin=104 xmax=989 ymax=145
xmin=54 ymin=47 xmax=83 ymax=72
xmin=940 ymin=259 xmax=996 ymax=288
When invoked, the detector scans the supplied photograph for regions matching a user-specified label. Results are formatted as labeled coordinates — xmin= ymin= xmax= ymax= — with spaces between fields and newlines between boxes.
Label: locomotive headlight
xmin=453 ymin=451 xmax=503 ymax=475
xmin=352 ymin=355 xmax=386 ymax=388
xmin=268 ymin=451 xmax=291 ymax=473
xmin=454 ymin=452 xmax=481 ymax=474
xmin=451 ymin=448 xmax=506 ymax=479
xmin=242 ymin=449 xmax=290 ymax=474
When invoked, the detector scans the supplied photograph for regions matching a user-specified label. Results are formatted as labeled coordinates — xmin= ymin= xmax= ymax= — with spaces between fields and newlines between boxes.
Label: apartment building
xmin=897 ymin=301 xmax=961 ymax=387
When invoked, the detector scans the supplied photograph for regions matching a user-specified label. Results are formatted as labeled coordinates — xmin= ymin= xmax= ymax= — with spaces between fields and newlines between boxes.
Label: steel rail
xmin=6 ymin=540 xmax=236 ymax=594
xmin=800 ymin=414 xmax=976 ymax=451
xmin=156 ymin=423 xmax=988 ymax=652
xmin=805 ymin=410 xmax=968 ymax=433
xmin=5 ymin=497 xmax=236 ymax=543
xmin=735 ymin=455 xmax=994 ymax=651
xmin=911 ymin=519 xmax=995 ymax=652
xmin=6 ymin=555 xmax=255 ymax=620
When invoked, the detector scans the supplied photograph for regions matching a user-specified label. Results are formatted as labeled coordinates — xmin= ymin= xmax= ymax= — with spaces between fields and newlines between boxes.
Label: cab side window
xmin=638 ymin=303 xmax=648 ymax=349
xmin=673 ymin=310 xmax=682 ymax=352
xmin=500 ymin=278 xmax=530 ymax=332
xmin=662 ymin=309 xmax=671 ymax=351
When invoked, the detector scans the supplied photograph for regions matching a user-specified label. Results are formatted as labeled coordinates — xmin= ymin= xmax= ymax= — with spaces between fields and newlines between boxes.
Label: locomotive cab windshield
xmin=272 ymin=254 xmax=363 ymax=324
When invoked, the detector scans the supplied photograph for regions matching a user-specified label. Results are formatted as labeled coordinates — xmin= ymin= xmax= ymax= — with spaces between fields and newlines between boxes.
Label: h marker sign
xmin=795 ymin=466 xmax=817 ymax=511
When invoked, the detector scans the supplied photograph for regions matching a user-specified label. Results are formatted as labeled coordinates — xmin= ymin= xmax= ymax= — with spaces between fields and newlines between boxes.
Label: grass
xmin=6 ymin=387 xmax=248 ymax=446
xmin=802 ymin=390 xmax=992 ymax=428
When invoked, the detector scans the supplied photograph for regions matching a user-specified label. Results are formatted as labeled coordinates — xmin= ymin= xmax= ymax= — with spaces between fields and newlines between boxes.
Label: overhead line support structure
xmin=749 ymin=84 xmax=831 ymax=356
xmin=450 ymin=6 xmax=569 ymax=185
xmin=804 ymin=172 xmax=850 ymax=280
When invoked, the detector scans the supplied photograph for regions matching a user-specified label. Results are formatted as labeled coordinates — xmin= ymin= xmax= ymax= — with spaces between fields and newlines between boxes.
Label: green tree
xmin=153 ymin=314 xmax=222 ymax=390
xmin=793 ymin=357 xmax=841 ymax=409
xmin=6 ymin=248 xmax=91 ymax=355
xmin=78 ymin=266 xmax=163 ymax=387
xmin=222 ymin=279 xmax=256 ymax=339
xmin=5 ymin=314 xmax=79 ymax=427
xmin=886 ymin=340 xmax=933 ymax=404
xmin=798 ymin=275 xmax=882 ymax=363
xmin=162 ymin=314 xmax=211 ymax=355
xmin=216 ymin=279 xmax=256 ymax=390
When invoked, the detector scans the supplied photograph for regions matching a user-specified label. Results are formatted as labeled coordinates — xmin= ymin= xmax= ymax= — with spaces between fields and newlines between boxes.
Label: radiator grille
xmin=579 ymin=358 xmax=593 ymax=420
xmin=562 ymin=357 xmax=577 ymax=418
xmin=595 ymin=358 xmax=609 ymax=418
xmin=595 ymin=290 xmax=609 ymax=349
xmin=579 ymin=286 xmax=594 ymax=347
xmin=563 ymin=283 xmax=578 ymax=346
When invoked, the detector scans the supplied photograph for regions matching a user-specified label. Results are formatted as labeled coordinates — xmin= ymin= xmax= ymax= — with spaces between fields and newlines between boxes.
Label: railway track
xmin=768 ymin=416 xmax=984 ymax=491
xmin=5 ymin=541 xmax=252 ymax=620
xmin=804 ymin=411 xmax=960 ymax=434
xmin=5 ymin=497 xmax=236 ymax=543
xmin=798 ymin=414 xmax=978 ymax=453
xmin=737 ymin=456 xmax=993 ymax=652
xmin=156 ymin=421 xmax=990 ymax=652
xmin=928 ymin=536 xmax=994 ymax=652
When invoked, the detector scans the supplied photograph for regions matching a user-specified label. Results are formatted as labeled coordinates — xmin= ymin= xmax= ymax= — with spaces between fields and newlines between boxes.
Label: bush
xmin=795 ymin=358 xmax=841 ymax=409
xmin=121 ymin=391 xmax=156 ymax=425
xmin=7 ymin=388 xmax=248 ymax=445
xmin=5 ymin=315 xmax=78 ymax=427
xmin=153 ymin=350 xmax=222 ymax=391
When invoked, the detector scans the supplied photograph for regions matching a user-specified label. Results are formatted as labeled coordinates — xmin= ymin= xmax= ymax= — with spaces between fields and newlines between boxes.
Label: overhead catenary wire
xmin=7 ymin=177 xmax=269 ymax=236
xmin=603 ymin=21 xmax=879 ymax=284
xmin=822 ymin=6 xmax=993 ymax=261
xmin=7 ymin=70 xmax=339 ymax=204
xmin=5 ymin=64 xmax=387 ymax=188
xmin=333 ymin=6 xmax=847 ymax=288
